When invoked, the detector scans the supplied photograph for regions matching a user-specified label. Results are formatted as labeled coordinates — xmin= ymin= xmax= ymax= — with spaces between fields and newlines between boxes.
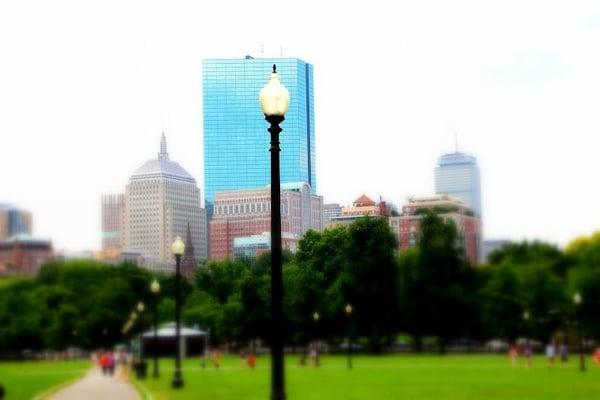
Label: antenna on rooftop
xmin=260 ymin=43 xmax=264 ymax=55
xmin=280 ymin=45 xmax=283 ymax=56
xmin=454 ymin=132 xmax=459 ymax=153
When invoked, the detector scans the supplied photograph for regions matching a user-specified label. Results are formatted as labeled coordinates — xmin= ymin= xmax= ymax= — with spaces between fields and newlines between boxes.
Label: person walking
xmin=546 ymin=342 xmax=556 ymax=368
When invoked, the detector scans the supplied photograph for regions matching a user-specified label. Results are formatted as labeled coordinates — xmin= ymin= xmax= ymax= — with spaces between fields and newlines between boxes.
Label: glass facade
xmin=203 ymin=57 xmax=316 ymax=208
xmin=434 ymin=152 xmax=482 ymax=217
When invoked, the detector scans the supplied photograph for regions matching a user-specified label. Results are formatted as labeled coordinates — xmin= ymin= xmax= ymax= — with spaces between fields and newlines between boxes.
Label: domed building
xmin=122 ymin=134 xmax=207 ymax=271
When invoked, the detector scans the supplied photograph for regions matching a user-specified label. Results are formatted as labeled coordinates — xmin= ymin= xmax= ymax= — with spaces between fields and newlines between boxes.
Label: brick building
xmin=209 ymin=182 xmax=323 ymax=260
xmin=0 ymin=234 xmax=53 ymax=277
xmin=389 ymin=195 xmax=481 ymax=264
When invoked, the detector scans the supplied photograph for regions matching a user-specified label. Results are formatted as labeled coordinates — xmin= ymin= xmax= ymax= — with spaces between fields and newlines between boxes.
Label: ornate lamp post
xmin=259 ymin=64 xmax=290 ymax=400
xmin=151 ymin=279 xmax=161 ymax=378
xmin=345 ymin=304 xmax=353 ymax=370
xmin=171 ymin=236 xmax=185 ymax=388
xmin=573 ymin=291 xmax=585 ymax=372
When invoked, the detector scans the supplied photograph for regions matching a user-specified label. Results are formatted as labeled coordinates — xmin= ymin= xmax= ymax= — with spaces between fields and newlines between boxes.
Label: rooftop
xmin=130 ymin=134 xmax=196 ymax=183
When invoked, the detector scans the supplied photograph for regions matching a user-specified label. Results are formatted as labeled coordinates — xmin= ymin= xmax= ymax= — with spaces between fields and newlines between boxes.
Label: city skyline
xmin=2 ymin=1 xmax=600 ymax=250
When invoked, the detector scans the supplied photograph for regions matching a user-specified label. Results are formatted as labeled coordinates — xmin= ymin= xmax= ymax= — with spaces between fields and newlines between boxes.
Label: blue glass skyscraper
xmin=434 ymin=152 xmax=482 ymax=217
xmin=202 ymin=57 xmax=316 ymax=208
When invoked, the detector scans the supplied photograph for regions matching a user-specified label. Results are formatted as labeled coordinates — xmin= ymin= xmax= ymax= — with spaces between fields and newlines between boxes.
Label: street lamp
xmin=313 ymin=312 xmax=320 ymax=367
xmin=171 ymin=236 xmax=185 ymax=388
xmin=573 ymin=291 xmax=585 ymax=372
xmin=260 ymin=64 xmax=290 ymax=400
xmin=522 ymin=310 xmax=532 ymax=368
xmin=345 ymin=304 xmax=353 ymax=370
xmin=151 ymin=279 xmax=161 ymax=378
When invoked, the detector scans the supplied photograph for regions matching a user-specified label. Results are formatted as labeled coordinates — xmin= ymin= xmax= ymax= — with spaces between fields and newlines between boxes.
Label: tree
xmin=480 ymin=263 xmax=524 ymax=342
xmin=404 ymin=211 xmax=475 ymax=353
xmin=342 ymin=217 xmax=400 ymax=352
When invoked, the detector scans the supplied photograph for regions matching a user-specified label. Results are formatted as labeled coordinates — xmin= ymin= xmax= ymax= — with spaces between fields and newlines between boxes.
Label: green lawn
xmin=0 ymin=360 xmax=89 ymax=400
xmin=136 ymin=354 xmax=600 ymax=400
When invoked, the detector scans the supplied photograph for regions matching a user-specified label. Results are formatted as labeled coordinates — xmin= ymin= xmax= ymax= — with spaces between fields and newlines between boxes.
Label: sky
xmin=2 ymin=0 xmax=600 ymax=252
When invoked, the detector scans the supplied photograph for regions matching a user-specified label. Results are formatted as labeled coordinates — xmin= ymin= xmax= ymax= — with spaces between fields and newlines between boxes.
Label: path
xmin=48 ymin=368 xmax=139 ymax=400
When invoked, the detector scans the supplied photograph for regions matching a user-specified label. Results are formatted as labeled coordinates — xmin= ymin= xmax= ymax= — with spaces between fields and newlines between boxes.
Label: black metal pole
xmin=267 ymin=114 xmax=286 ymax=400
xmin=172 ymin=254 xmax=184 ymax=388
xmin=153 ymin=299 xmax=159 ymax=378
xmin=347 ymin=318 xmax=352 ymax=370
xmin=578 ymin=320 xmax=586 ymax=372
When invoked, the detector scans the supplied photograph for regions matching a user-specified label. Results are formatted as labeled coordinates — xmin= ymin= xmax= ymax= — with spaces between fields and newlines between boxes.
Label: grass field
xmin=136 ymin=354 xmax=600 ymax=400
xmin=0 ymin=360 xmax=89 ymax=400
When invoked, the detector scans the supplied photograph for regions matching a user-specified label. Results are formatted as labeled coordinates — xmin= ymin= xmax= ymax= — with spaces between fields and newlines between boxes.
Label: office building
xmin=103 ymin=134 xmax=207 ymax=271
xmin=101 ymin=194 xmax=125 ymax=251
xmin=435 ymin=152 xmax=482 ymax=217
xmin=390 ymin=195 xmax=481 ymax=265
xmin=210 ymin=182 xmax=322 ymax=260
xmin=203 ymin=57 xmax=316 ymax=210
xmin=0 ymin=204 xmax=32 ymax=241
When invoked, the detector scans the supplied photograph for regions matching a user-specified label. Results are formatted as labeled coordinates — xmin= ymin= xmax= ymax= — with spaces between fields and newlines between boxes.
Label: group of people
xmin=509 ymin=341 xmax=600 ymax=368
xmin=92 ymin=349 xmax=133 ymax=379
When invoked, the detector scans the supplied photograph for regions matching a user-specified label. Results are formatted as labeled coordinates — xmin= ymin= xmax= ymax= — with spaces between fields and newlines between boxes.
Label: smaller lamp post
xmin=522 ymin=310 xmax=532 ymax=368
xmin=137 ymin=302 xmax=146 ymax=369
xmin=573 ymin=291 xmax=585 ymax=372
xmin=522 ymin=310 xmax=530 ymax=347
xmin=151 ymin=279 xmax=161 ymax=378
xmin=171 ymin=236 xmax=185 ymax=388
xmin=313 ymin=312 xmax=320 ymax=367
xmin=345 ymin=303 xmax=353 ymax=370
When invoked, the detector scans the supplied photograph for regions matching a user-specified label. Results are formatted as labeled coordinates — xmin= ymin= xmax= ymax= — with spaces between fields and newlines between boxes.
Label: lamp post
xmin=260 ymin=64 xmax=290 ymax=400
xmin=151 ymin=279 xmax=161 ymax=378
xmin=522 ymin=310 xmax=530 ymax=347
xmin=136 ymin=301 xmax=146 ymax=364
xmin=171 ymin=236 xmax=185 ymax=388
xmin=313 ymin=312 xmax=320 ymax=367
xmin=345 ymin=304 xmax=353 ymax=370
xmin=573 ymin=291 xmax=585 ymax=372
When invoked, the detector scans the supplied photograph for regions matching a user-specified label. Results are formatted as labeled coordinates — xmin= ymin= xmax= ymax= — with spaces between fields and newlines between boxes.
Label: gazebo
xmin=141 ymin=322 xmax=208 ymax=357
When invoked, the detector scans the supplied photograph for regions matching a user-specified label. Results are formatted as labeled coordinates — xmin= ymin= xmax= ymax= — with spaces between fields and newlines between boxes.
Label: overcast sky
xmin=2 ymin=0 xmax=600 ymax=252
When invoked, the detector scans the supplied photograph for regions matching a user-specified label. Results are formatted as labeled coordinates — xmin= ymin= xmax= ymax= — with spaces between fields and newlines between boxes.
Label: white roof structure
xmin=130 ymin=133 xmax=196 ymax=183
xmin=141 ymin=322 xmax=207 ymax=338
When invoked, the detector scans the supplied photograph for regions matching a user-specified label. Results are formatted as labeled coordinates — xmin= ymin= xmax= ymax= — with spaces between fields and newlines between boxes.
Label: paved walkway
xmin=48 ymin=368 xmax=139 ymax=400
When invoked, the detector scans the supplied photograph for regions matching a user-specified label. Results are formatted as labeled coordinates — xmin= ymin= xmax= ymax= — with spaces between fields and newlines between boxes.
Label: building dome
xmin=130 ymin=134 xmax=196 ymax=183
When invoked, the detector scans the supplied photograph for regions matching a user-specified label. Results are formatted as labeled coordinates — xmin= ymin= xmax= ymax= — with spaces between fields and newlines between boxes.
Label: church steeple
xmin=159 ymin=132 xmax=169 ymax=160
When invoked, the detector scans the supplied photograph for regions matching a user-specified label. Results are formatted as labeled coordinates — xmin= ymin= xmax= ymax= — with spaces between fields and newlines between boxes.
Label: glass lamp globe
xmin=259 ymin=65 xmax=290 ymax=117
xmin=313 ymin=311 xmax=320 ymax=322
xmin=137 ymin=302 xmax=145 ymax=313
xmin=151 ymin=279 xmax=161 ymax=294
xmin=345 ymin=303 xmax=353 ymax=315
xmin=574 ymin=292 xmax=583 ymax=305
xmin=523 ymin=311 xmax=530 ymax=321
xmin=171 ymin=236 xmax=185 ymax=256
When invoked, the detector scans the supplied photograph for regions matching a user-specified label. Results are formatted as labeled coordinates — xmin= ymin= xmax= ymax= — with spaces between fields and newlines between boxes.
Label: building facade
xmin=435 ymin=152 xmax=482 ymax=217
xmin=203 ymin=57 xmax=316 ymax=210
xmin=209 ymin=182 xmax=322 ymax=260
xmin=0 ymin=204 xmax=32 ymax=241
xmin=233 ymin=232 xmax=299 ymax=262
xmin=0 ymin=234 xmax=53 ymax=277
xmin=390 ymin=195 xmax=481 ymax=265
xmin=327 ymin=195 xmax=392 ymax=227
xmin=113 ymin=134 xmax=207 ymax=272
xmin=101 ymin=194 xmax=125 ymax=251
